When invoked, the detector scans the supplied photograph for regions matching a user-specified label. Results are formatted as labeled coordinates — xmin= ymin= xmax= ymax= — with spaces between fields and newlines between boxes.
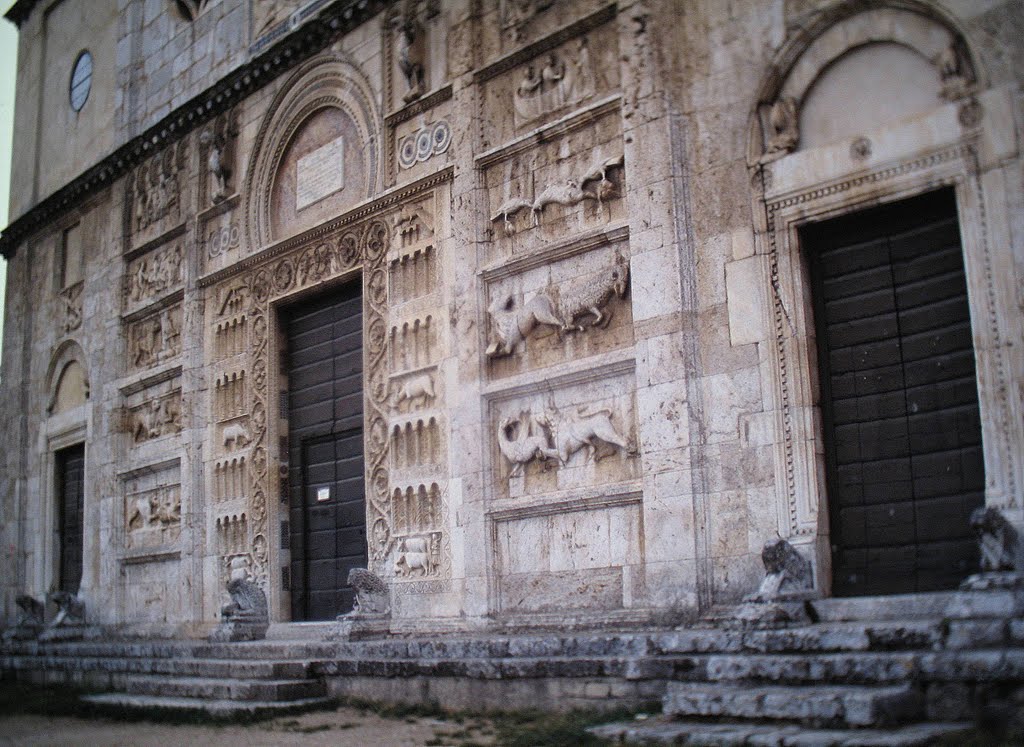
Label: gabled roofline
xmin=4 ymin=0 xmax=39 ymax=27
xmin=0 ymin=0 xmax=388 ymax=259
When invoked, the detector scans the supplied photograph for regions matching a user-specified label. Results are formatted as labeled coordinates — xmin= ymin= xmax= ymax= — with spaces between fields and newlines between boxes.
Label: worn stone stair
xmin=589 ymin=589 xmax=1023 ymax=745
xmin=2 ymin=589 xmax=1021 ymax=736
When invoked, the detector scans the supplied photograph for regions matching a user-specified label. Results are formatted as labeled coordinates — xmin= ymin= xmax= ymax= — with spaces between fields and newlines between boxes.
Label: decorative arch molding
xmin=45 ymin=339 xmax=90 ymax=416
xmin=747 ymin=1 xmax=983 ymax=164
xmin=742 ymin=1 xmax=1023 ymax=582
xmin=243 ymin=53 xmax=382 ymax=251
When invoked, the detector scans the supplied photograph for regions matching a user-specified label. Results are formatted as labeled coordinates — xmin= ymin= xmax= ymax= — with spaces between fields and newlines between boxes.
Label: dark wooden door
xmin=57 ymin=444 xmax=85 ymax=594
xmin=284 ymin=282 xmax=366 ymax=621
xmin=804 ymin=189 xmax=984 ymax=596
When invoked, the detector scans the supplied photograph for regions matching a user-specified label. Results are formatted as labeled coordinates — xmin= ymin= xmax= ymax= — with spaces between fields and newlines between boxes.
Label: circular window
xmin=69 ymin=51 xmax=93 ymax=112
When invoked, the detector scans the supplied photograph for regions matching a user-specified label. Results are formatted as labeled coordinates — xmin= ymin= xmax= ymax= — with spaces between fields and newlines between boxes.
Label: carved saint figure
xmin=200 ymin=128 xmax=230 ymax=202
xmin=540 ymin=53 xmax=565 ymax=111
xmin=513 ymin=65 xmax=542 ymax=124
xmin=397 ymin=2 xmax=426 ymax=103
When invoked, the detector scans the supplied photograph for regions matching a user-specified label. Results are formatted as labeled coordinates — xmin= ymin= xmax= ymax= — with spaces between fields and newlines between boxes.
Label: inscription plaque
xmin=296 ymin=137 xmax=345 ymax=210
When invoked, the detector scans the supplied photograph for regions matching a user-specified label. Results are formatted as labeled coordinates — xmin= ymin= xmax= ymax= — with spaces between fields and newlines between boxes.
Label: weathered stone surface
xmin=1 ymin=0 xmax=1023 ymax=693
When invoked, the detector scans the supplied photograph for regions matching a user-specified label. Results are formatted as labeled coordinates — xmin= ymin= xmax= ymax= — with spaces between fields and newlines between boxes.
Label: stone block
xmin=725 ymin=255 xmax=768 ymax=347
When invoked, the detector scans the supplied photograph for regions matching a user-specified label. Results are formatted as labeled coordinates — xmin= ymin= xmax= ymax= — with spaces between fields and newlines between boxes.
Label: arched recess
xmin=243 ymin=53 xmax=382 ymax=250
xmin=743 ymin=1 xmax=1022 ymax=594
xmin=46 ymin=339 xmax=90 ymax=415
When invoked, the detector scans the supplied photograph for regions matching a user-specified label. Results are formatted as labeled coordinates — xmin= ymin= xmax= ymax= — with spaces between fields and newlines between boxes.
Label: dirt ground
xmin=0 ymin=706 xmax=500 ymax=747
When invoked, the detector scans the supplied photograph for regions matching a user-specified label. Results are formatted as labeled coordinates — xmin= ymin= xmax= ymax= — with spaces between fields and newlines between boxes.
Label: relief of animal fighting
xmin=486 ymin=251 xmax=629 ymax=359
xmin=497 ymin=403 xmax=635 ymax=480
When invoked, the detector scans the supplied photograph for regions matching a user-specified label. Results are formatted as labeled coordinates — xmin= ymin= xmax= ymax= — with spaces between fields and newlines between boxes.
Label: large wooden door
xmin=284 ymin=282 xmax=366 ymax=621
xmin=57 ymin=444 xmax=85 ymax=595
xmin=803 ymin=189 xmax=984 ymax=596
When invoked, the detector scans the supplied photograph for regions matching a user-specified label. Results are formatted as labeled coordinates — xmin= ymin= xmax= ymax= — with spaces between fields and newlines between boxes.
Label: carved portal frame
xmin=36 ymin=341 xmax=92 ymax=601
xmin=747 ymin=2 xmax=1023 ymax=592
xmin=205 ymin=170 xmax=453 ymax=619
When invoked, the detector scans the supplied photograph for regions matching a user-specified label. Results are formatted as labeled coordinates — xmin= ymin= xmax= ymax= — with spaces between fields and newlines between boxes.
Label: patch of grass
xmin=489 ymin=708 xmax=627 ymax=747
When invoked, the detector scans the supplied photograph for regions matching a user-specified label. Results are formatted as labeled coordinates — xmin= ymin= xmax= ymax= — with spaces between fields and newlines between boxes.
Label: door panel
xmin=803 ymin=189 xmax=984 ymax=596
xmin=285 ymin=283 xmax=366 ymax=621
xmin=57 ymin=444 xmax=85 ymax=595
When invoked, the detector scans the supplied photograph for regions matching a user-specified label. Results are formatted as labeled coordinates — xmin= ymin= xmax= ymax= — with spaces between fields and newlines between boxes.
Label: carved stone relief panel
xmin=389 ymin=314 xmax=438 ymax=373
xmin=390 ymin=416 xmax=445 ymax=480
xmin=479 ymin=20 xmax=619 ymax=148
xmin=215 ymin=512 xmax=248 ymax=560
xmin=127 ymin=303 xmax=182 ymax=372
xmin=390 ymin=245 xmax=437 ymax=305
xmin=392 ymin=199 xmax=435 ymax=251
xmin=393 ymin=106 xmax=453 ymax=183
xmin=125 ymin=240 xmax=184 ymax=314
xmin=485 ymin=238 xmax=632 ymax=379
xmin=59 ymin=281 xmax=84 ymax=334
xmin=484 ymin=107 xmax=625 ymax=255
xmin=492 ymin=494 xmax=643 ymax=615
xmin=214 ymin=456 xmax=248 ymax=504
xmin=126 ymin=138 xmax=189 ymax=245
xmin=214 ymin=369 xmax=247 ymax=422
xmin=489 ymin=364 xmax=639 ymax=502
xmin=391 ymin=482 xmax=446 ymax=580
xmin=127 ymin=389 xmax=182 ymax=445
xmin=476 ymin=0 xmax=608 ymax=59
xmin=123 ymin=461 xmax=182 ymax=552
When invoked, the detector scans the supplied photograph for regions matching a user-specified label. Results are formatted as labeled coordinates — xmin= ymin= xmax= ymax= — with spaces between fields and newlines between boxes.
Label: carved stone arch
xmin=243 ymin=53 xmax=382 ymax=250
xmin=46 ymin=340 xmax=90 ymax=415
xmin=747 ymin=0 xmax=984 ymax=164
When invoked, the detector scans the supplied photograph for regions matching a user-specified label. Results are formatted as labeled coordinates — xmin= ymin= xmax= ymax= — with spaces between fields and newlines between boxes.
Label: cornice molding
xmin=0 ymin=0 xmax=389 ymax=259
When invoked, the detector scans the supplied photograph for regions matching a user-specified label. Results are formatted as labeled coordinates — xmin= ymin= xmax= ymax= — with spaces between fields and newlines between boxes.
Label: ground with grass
xmin=0 ymin=682 xmax=647 ymax=746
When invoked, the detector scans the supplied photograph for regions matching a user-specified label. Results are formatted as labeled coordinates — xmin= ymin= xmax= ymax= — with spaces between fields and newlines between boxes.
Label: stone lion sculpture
xmin=347 ymin=568 xmax=389 ymax=616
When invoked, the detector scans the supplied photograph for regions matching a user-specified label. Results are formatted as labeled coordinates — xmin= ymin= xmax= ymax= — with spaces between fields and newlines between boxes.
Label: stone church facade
xmin=1 ymin=0 xmax=1021 ymax=639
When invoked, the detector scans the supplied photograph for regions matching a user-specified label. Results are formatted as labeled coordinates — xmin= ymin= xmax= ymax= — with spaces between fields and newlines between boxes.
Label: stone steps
xmin=663 ymin=682 xmax=923 ymax=728
xmin=588 ymin=717 xmax=974 ymax=746
xmin=1 ymin=654 xmax=311 ymax=679
xmin=80 ymin=693 xmax=334 ymax=721
xmin=113 ymin=673 xmax=327 ymax=701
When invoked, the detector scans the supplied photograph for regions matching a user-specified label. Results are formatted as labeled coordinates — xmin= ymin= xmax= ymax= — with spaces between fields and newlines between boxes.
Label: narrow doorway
xmin=283 ymin=282 xmax=366 ymax=621
xmin=803 ymin=189 xmax=984 ymax=596
xmin=56 ymin=444 xmax=85 ymax=594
